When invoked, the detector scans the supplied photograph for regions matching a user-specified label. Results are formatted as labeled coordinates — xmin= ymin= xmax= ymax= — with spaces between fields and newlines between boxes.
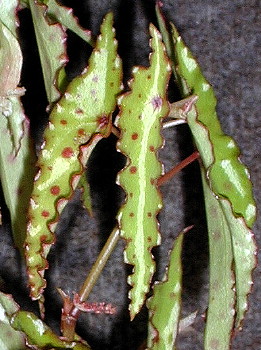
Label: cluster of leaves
xmin=0 ymin=1 xmax=256 ymax=349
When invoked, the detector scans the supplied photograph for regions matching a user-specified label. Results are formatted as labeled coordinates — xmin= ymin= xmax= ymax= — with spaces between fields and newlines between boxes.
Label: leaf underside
xmin=116 ymin=24 xmax=171 ymax=319
xmin=0 ymin=1 xmax=36 ymax=251
xmin=24 ymin=12 xmax=122 ymax=301
xmin=152 ymin=8 xmax=258 ymax=342
xmin=28 ymin=0 xmax=67 ymax=104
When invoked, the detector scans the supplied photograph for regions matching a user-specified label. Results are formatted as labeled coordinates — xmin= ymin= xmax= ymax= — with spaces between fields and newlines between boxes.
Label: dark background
xmin=0 ymin=0 xmax=260 ymax=349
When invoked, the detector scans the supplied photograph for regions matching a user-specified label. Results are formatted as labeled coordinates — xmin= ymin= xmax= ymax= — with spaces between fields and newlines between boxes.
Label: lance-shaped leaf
xmin=24 ymin=12 xmax=122 ymax=301
xmin=116 ymin=25 xmax=171 ymax=319
xmin=11 ymin=310 xmax=91 ymax=349
xmin=156 ymin=5 xmax=257 ymax=330
xmin=201 ymin=171 xmax=235 ymax=349
xmin=0 ymin=292 xmax=27 ymax=350
xmin=28 ymin=0 xmax=68 ymax=104
xmin=170 ymin=24 xmax=257 ymax=330
xmin=146 ymin=229 xmax=187 ymax=350
xmin=0 ymin=0 xmax=36 ymax=251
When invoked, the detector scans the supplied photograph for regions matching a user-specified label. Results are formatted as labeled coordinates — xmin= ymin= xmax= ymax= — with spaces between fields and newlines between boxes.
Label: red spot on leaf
xmin=147 ymin=212 xmax=152 ymax=217
xmin=131 ymin=133 xmax=139 ymax=140
xmin=41 ymin=210 xmax=50 ymax=218
xmin=40 ymin=235 xmax=48 ymax=243
xmin=50 ymin=186 xmax=60 ymax=196
xmin=61 ymin=147 xmax=74 ymax=158
xmin=129 ymin=212 xmax=134 ymax=217
xmin=78 ymin=129 xmax=85 ymax=137
xmin=130 ymin=166 xmax=137 ymax=174
xmin=149 ymin=145 xmax=155 ymax=152
xmin=60 ymin=119 xmax=67 ymax=125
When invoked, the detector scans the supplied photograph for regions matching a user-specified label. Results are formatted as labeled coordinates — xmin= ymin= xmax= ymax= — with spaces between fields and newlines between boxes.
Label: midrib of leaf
xmin=116 ymin=25 xmax=171 ymax=319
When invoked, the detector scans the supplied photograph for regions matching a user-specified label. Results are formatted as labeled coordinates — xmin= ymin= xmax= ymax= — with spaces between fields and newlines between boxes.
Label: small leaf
xmin=116 ymin=25 xmax=171 ymax=319
xmin=28 ymin=0 xmax=68 ymax=104
xmin=146 ymin=229 xmax=187 ymax=350
xmin=11 ymin=310 xmax=91 ymax=349
xmin=0 ymin=292 xmax=27 ymax=350
xmin=44 ymin=0 xmax=94 ymax=46
xmin=25 ymin=12 xmax=122 ymax=301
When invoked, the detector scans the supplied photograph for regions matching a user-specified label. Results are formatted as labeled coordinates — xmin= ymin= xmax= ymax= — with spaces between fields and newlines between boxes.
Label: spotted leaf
xmin=116 ymin=25 xmax=171 ymax=319
xmin=25 ymin=12 xmax=122 ymax=301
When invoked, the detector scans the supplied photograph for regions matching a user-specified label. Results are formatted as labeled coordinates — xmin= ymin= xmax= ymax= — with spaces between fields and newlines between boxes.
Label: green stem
xmin=78 ymin=229 xmax=120 ymax=301
xmin=61 ymin=229 xmax=120 ymax=340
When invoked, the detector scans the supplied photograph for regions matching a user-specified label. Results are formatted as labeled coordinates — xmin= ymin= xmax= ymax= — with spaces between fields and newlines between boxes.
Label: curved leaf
xmin=24 ymin=12 xmax=122 ymax=301
xmin=116 ymin=25 xmax=171 ymax=319
xmin=11 ymin=310 xmax=90 ymax=349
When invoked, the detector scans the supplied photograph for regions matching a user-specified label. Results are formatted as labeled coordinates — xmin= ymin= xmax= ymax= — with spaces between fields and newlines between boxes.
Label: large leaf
xmin=116 ymin=25 xmax=171 ymax=319
xmin=156 ymin=4 xmax=257 ymax=332
xmin=170 ymin=23 xmax=257 ymax=330
xmin=0 ymin=0 xmax=36 ymax=251
xmin=24 ymin=13 xmax=122 ymax=303
xmin=147 ymin=229 xmax=186 ymax=350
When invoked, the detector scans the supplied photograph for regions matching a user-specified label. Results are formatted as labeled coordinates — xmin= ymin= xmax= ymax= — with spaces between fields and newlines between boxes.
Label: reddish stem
xmin=157 ymin=151 xmax=200 ymax=186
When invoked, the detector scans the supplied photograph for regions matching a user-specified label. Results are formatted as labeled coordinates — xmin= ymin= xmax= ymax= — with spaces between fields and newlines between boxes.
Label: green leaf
xmin=11 ymin=310 xmax=91 ymax=349
xmin=28 ymin=0 xmax=68 ymax=104
xmin=0 ymin=292 xmax=27 ymax=350
xmin=22 ymin=0 xmax=94 ymax=46
xmin=24 ymin=12 xmax=122 ymax=302
xmin=44 ymin=0 xmax=94 ymax=46
xmin=78 ymin=173 xmax=93 ymax=216
xmin=156 ymin=4 xmax=257 ymax=332
xmin=146 ymin=229 xmax=186 ymax=350
xmin=116 ymin=24 xmax=171 ymax=319
xmin=201 ymin=172 xmax=235 ymax=349
xmin=169 ymin=23 xmax=257 ymax=329
xmin=0 ymin=4 xmax=36 ymax=251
